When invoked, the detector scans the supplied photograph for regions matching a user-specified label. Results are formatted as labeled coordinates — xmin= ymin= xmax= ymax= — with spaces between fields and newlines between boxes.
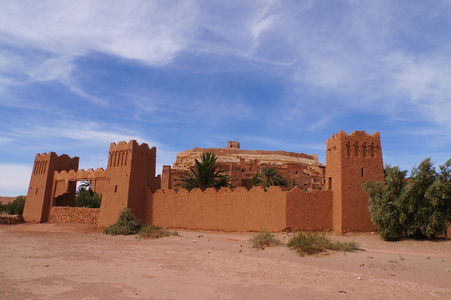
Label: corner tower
xmin=98 ymin=140 xmax=158 ymax=227
xmin=326 ymin=131 xmax=384 ymax=232
xmin=23 ymin=152 xmax=79 ymax=222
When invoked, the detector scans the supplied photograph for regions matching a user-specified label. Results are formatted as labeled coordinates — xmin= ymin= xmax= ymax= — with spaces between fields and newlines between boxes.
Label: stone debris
xmin=49 ymin=207 xmax=99 ymax=224
xmin=0 ymin=213 xmax=23 ymax=224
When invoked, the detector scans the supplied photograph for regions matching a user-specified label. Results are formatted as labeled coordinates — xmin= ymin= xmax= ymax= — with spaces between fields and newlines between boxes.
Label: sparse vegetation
xmin=363 ymin=158 xmax=451 ymax=241
xmin=250 ymin=230 xmax=282 ymax=249
xmin=103 ymin=208 xmax=178 ymax=239
xmin=287 ymin=232 xmax=359 ymax=256
xmin=137 ymin=225 xmax=179 ymax=239
xmin=0 ymin=196 xmax=26 ymax=215
xmin=103 ymin=208 xmax=145 ymax=235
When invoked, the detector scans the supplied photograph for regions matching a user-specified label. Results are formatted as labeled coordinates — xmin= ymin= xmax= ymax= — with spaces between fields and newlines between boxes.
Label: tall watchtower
xmin=98 ymin=140 xmax=158 ymax=227
xmin=23 ymin=152 xmax=79 ymax=222
xmin=326 ymin=131 xmax=384 ymax=232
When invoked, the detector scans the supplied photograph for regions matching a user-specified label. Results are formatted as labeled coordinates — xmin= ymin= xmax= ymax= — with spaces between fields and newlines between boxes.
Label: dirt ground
xmin=1 ymin=223 xmax=450 ymax=299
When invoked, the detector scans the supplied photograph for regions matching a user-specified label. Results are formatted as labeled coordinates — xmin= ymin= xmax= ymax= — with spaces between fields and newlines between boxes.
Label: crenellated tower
xmin=326 ymin=131 xmax=384 ymax=232
xmin=23 ymin=152 xmax=79 ymax=222
xmin=98 ymin=140 xmax=159 ymax=227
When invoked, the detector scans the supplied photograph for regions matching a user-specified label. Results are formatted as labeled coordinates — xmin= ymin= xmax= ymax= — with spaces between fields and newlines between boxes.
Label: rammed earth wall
xmin=148 ymin=186 xmax=333 ymax=232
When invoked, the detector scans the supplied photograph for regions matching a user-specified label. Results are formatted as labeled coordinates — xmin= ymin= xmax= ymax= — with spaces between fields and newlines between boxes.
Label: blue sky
xmin=1 ymin=1 xmax=451 ymax=196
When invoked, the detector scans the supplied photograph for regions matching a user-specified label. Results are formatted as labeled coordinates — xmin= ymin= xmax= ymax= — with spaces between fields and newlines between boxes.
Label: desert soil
xmin=1 ymin=223 xmax=450 ymax=299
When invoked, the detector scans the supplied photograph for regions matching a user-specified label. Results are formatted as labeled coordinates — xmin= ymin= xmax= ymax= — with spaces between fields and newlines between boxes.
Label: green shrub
xmin=103 ymin=208 xmax=145 ymax=235
xmin=363 ymin=165 xmax=406 ymax=241
xmin=364 ymin=159 xmax=451 ymax=241
xmin=287 ymin=232 xmax=359 ymax=256
xmin=249 ymin=230 xmax=281 ymax=249
xmin=137 ymin=225 xmax=179 ymax=239
xmin=0 ymin=196 xmax=26 ymax=215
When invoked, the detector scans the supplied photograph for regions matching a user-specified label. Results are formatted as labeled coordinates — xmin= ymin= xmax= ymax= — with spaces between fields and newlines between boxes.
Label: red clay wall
xmin=49 ymin=207 xmax=99 ymax=224
xmin=149 ymin=186 xmax=287 ymax=232
xmin=286 ymin=189 xmax=333 ymax=231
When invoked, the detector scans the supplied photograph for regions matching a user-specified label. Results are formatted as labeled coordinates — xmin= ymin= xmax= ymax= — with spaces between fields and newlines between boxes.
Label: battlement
xmin=327 ymin=130 xmax=380 ymax=142
xmin=110 ymin=140 xmax=152 ymax=152
xmin=155 ymin=185 xmax=287 ymax=196
xmin=54 ymin=168 xmax=106 ymax=180
xmin=35 ymin=152 xmax=55 ymax=159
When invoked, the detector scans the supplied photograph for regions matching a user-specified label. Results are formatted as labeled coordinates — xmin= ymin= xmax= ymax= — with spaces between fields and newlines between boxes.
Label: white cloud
xmin=0 ymin=0 xmax=199 ymax=105
xmin=0 ymin=164 xmax=32 ymax=196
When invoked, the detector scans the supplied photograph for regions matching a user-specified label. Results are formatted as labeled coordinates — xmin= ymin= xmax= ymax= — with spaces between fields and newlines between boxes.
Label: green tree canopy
xmin=0 ymin=196 xmax=26 ymax=215
xmin=75 ymin=181 xmax=101 ymax=208
xmin=252 ymin=166 xmax=289 ymax=189
xmin=177 ymin=152 xmax=232 ymax=191
xmin=363 ymin=158 xmax=451 ymax=241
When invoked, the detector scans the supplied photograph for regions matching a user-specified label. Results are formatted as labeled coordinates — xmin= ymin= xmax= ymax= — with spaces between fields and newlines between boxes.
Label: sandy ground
xmin=0 ymin=223 xmax=450 ymax=300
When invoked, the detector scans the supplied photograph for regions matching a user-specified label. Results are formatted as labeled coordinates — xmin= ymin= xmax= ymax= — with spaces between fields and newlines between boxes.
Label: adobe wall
xmin=49 ymin=207 xmax=100 ymax=224
xmin=149 ymin=186 xmax=287 ymax=232
xmin=286 ymin=189 xmax=333 ymax=231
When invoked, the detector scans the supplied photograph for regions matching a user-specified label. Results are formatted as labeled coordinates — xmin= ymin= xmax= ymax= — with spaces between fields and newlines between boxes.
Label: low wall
xmin=0 ymin=213 xmax=24 ymax=224
xmin=286 ymin=189 xmax=333 ymax=231
xmin=49 ymin=207 xmax=100 ymax=224
xmin=150 ymin=186 xmax=287 ymax=232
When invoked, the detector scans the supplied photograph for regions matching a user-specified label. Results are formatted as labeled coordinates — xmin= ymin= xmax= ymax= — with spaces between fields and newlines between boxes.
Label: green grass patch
xmin=137 ymin=225 xmax=179 ymax=239
xmin=250 ymin=230 xmax=282 ymax=249
xmin=287 ymin=232 xmax=359 ymax=256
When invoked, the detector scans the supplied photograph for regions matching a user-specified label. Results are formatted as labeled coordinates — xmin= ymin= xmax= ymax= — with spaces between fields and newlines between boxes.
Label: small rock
xmin=357 ymin=276 xmax=362 ymax=280
xmin=193 ymin=240 xmax=197 ymax=243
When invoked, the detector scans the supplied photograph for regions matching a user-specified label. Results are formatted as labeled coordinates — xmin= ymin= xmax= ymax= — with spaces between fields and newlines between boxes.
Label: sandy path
xmin=1 ymin=223 xmax=450 ymax=299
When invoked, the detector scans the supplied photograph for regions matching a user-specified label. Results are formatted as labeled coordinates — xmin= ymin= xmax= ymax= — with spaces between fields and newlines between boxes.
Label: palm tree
xmin=252 ymin=166 xmax=289 ymax=188
xmin=177 ymin=152 xmax=232 ymax=191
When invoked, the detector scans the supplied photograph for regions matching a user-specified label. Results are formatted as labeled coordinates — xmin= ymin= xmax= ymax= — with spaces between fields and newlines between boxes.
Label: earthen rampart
xmin=149 ymin=186 xmax=333 ymax=232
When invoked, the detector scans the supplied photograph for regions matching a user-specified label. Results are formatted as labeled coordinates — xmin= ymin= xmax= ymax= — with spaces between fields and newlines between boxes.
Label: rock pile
xmin=49 ymin=207 xmax=100 ymax=224
xmin=0 ymin=212 xmax=24 ymax=224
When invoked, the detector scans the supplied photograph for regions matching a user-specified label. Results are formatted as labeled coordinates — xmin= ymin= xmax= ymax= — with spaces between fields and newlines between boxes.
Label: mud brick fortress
xmin=162 ymin=141 xmax=326 ymax=192
xmin=23 ymin=131 xmax=384 ymax=233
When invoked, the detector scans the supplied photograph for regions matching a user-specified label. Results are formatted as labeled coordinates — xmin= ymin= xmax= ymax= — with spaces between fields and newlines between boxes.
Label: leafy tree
xmin=252 ymin=166 xmax=289 ymax=188
xmin=363 ymin=165 xmax=406 ymax=241
xmin=0 ymin=196 xmax=26 ymax=215
xmin=177 ymin=152 xmax=232 ymax=191
xmin=400 ymin=158 xmax=450 ymax=239
xmin=75 ymin=181 xmax=101 ymax=208
xmin=363 ymin=158 xmax=451 ymax=241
